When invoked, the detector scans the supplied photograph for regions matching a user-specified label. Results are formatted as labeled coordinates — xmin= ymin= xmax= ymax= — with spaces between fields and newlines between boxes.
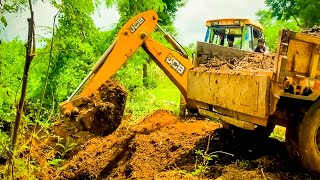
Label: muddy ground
xmin=198 ymin=52 xmax=274 ymax=71
xmin=30 ymin=110 xmax=315 ymax=180
xmin=302 ymin=27 xmax=320 ymax=37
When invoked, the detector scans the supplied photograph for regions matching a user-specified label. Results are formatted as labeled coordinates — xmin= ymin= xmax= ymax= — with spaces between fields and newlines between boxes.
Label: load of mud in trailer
xmin=188 ymin=29 xmax=320 ymax=175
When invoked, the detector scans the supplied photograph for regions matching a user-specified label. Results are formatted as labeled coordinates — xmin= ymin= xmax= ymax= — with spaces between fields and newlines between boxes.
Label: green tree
xmin=265 ymin=0 xmax=320 ymax=27
xmin=256 ymin=9 xmax=300 ymax=50
xmin=0 ymin=40 xmax=25 ymax=121
xmin=105 ymin=0 xmax=186 ymax=25
xmin=35 ymin=0 xmax=106 ymax=105
xmin=0 ymin=0 xmax=33 ymax=27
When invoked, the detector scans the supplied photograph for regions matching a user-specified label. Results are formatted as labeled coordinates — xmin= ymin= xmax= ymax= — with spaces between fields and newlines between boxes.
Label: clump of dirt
xmin=302 ymin=27 xmax=320 ymax=37
xmin=74 ymin=79 xmax=127 ymax=136
xmin=53 ymin=110 xmax=220 ymax=179
xmin=197 ymin=52 xmax=274 ymax=71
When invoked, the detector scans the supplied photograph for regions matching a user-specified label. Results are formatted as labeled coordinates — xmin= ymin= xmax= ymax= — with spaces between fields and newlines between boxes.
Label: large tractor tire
xmin=297 ymin=101 xmax=320 ymax=174
xmin=285 ymin=100 xmax=320 ymax=175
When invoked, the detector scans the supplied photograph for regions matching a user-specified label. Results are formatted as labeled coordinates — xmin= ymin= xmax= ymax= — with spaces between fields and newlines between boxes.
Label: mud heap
xmin=33 ymin=111 xmax=312 ymax=180
xmin=75 ymin=79 xmax=127 ymax=136
xmin=53 ymin=110 xmax=220 ymax=179
xmin=199 ymin=53 xmax=274 ymax=71
xmin=302 ymin=27 xmax=320 ymax=37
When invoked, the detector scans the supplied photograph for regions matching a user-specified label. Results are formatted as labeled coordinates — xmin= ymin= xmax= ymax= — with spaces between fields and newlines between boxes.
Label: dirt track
xmin=31 ymin=110 xmax=315 ymax=180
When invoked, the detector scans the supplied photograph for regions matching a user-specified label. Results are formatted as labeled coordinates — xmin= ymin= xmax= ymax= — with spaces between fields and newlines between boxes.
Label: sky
xmin=1 ymin=0 xmax=267 ymax=46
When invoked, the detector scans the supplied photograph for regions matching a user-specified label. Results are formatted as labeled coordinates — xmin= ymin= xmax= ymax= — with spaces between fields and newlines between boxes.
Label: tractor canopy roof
xmin=206 ymin=18 xmax=263 ymax=31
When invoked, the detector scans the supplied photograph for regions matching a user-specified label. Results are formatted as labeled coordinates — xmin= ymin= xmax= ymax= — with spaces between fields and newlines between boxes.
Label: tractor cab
xmin=204 ymin=18 xmax=264 ymax=51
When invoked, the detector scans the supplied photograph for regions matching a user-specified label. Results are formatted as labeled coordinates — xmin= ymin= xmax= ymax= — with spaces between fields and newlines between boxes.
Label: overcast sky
xmin=1 ymin=0 xmax=267 ymax=46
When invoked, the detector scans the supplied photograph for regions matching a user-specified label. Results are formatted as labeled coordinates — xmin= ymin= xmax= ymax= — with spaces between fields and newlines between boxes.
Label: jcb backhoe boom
xmin=60 ymin=10 xmax=196 ymax=117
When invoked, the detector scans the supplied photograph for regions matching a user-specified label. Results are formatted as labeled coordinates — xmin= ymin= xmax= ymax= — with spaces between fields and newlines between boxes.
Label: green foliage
xmin=269 ymin=126 xmax=286 ymax=141
xmin=180 ymin=149 xmax=218 ymax=177
xmin=0 ymin=0 xmax=31 ymax=28
xmin=116 ymin=54 xmax=180 ymax=120
xmin=0 ymin=131 xmax=10 ymax=160
xmin=256 ymin=9 xmax=300 ymax=51
xmin=0 ymin=16 xmax=7 ymax=27
xmin=114 ymin=31 xmax=184 ymax=120
xmin=0 ymin=40 xmax=25 ymax=122
xmin=265 ymin=0 xmax=320 ymax=27
xmin=106 ymin=0 xmax=186 ymax=25
xmin=47 ymin=158 xmax=64 ymax=166
xmin=31 ymin=0 xmax=111 ymax=114
xmin=45 ymin=136 xmax=77 ymax=167
xmin=184 ymin=43 xmax=195 ymax=58
xmin=55 ymin=137 xmax=77 ymax=159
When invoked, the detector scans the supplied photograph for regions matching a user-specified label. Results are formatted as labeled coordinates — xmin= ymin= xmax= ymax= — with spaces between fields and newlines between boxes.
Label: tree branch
xmin=7 ymin=0 xmax=36 ymax=178
xmin=292 ymin=14 xmax=301 ymax=27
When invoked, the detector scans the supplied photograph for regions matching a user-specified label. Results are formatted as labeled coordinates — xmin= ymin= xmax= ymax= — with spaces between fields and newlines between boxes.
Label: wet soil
xmin=30 ymin=116 xmax=97 ymax=178
xmin=31 ymin=110 xmax=316 ymax=180
xmin=197 ymin=52 xmax=274 ymax=71
xmin=53 ymin=110 xmax=220 ymax=179
xmin=302 ymin=27 xmax=320 ymax=37
xmin=73 ymin=79 xmax=127 ymax=136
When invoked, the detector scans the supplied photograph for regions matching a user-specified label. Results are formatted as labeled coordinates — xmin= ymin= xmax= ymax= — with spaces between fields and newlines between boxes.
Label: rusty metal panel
xmin=196 ymin=42 xmax=248 ymax=64
xmin=188 ymin=70 xmax=270 ymax=118
xmin=289 ymin=31 xmax=320 ymax=45
xmin=286 ymin=39 xmax=313 ymax=74
xmin=198 ymin=109 xmax=256 ymax=130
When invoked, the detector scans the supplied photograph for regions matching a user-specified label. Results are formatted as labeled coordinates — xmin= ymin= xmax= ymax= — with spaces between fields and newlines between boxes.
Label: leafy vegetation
xmin=265 ymin=0 xmax=320 ymax=27
xmin=0 ymin=40 xmax=25 ymax=121
xmin=180 ymin=149 xmax=218 ymax=177
xmin=256 ymin=9 xmax=300 ymax=51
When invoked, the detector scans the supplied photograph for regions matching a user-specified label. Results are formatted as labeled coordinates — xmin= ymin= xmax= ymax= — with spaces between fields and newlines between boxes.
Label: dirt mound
xmin=74 ymin=79 xmax=127 ymax=136
xmin=198 ymin=53 xmax=274 ymax=71
xmin=32 ymin=111 xmax=315 ymax=180
xmin=30 ymin=117 xmax=97 ymax=178
xmin=302 ymin=27 xmax=320 ymax=37
xmin=54 ymin=110 xmax=220 ymax=179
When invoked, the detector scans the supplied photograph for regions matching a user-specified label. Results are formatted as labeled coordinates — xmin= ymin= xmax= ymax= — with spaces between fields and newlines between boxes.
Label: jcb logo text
xmin=165 ymin=54 xmax=186 ymax=76
xmin=129 ymin=17 xmax=145 ymax=33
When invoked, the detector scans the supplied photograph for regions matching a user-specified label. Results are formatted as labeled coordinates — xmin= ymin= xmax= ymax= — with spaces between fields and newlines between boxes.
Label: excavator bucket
xmin=69 ymin=80 xmax=127 ymax=136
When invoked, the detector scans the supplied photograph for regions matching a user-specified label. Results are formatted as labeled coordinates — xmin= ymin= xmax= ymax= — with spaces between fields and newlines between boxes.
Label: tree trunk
xmin=8 ymin=0 xmax=35 ymax=178
xmin=143 ymin=63 xmax=148 ymax=87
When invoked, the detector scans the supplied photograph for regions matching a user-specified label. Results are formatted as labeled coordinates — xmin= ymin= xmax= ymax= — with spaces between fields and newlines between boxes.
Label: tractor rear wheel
xmin=297 ymin=101 xmax=320 ymax=174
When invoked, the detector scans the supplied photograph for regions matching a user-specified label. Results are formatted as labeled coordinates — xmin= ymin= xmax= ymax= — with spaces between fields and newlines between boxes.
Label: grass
xmin=118 ymin=59 xmax=181 ymax=123
xmin=270 ymin=126 xmax=286 ymax=142
xmin=125 ymin=80 xmax=180 ymax=122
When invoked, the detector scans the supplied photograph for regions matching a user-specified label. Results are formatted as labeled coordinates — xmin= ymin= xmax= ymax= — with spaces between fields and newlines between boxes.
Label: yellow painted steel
xmin=206 ymin=18 xmax=263 ymax=30
xmin=188 ymin=70 xmax=272 ymax=119
xmin=79 ymin=10 xmax=158 ymax=98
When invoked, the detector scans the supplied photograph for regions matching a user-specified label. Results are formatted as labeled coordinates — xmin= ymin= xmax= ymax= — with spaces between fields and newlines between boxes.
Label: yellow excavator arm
xmin=60 ymin=10 xmax=196 ymax=117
